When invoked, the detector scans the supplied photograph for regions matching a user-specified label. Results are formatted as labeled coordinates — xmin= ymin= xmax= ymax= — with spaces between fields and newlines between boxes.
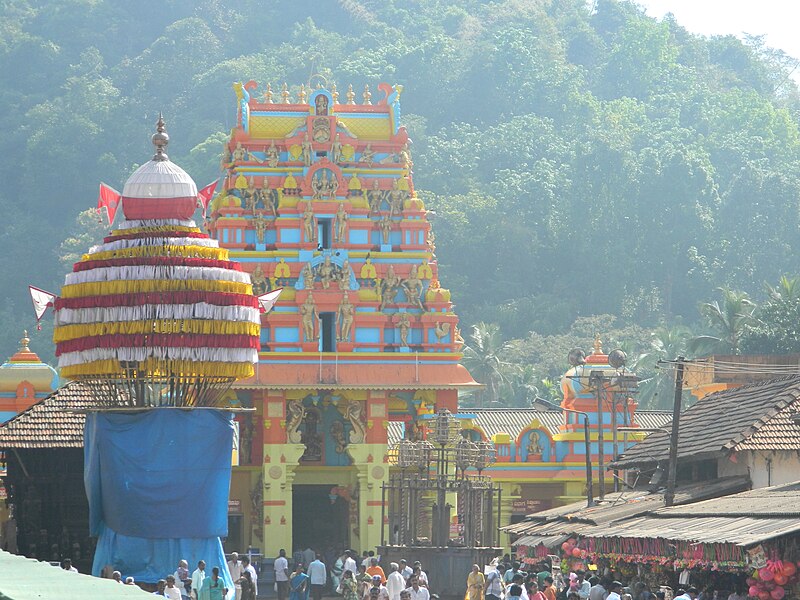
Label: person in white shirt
xmin=412 ymin=563 xmax=428 ymax=588
xmin=174 ymin=560 xmax=192 ymax=600
xmin=275 ymin=549 xmax=290 ymax=600
xmin=607 ymin=581 xmax=624 ymax=600
xmin=387 ymin=563 xmax=406 ymax=600
xmin=241 ymin=555 xmax=258 ymax=598
xmin=228 ymin=553 xmax=243 ymax=600
xmin=406 ymin=577 xmax=430 ymax=600
xmin=485 ymin=565 xmax=503 ymax=600
xmin=588 ymin=578 xmax=606 ymax=600
xmin=575 ymin=571 xmax=591 ymax=600
xmin=399 ymin=560 xmax=413 ymax=581
xmin=309 ymin=553 xmax=328 ymax=600
xmin=164 ymin=575 xmax=184 ymax=600
xmin=191 ymin=561 xmax=206 ymax=600
xmin=344 ymin=551 xmax=358 ymax=579
xmin=368 ymin=575 xmax=391 ymax=600
xmin=61 ymin=558 xmax=78 ymax=573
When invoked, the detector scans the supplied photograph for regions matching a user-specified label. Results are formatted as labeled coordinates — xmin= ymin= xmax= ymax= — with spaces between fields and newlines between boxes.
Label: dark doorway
xmin=292 ymin=485 xmax=349 ymax=554
xmin=225 ymin=515 xmax=244 ymax=553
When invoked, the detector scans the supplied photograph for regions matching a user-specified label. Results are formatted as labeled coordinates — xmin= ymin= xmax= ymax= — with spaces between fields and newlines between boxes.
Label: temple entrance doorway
xmin=292 ymin=484 xmax=350 ymax=555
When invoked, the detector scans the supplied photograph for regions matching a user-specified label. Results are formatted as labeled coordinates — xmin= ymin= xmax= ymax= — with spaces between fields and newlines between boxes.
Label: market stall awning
xmin=0 ymin=550 xmax=150 ymax=599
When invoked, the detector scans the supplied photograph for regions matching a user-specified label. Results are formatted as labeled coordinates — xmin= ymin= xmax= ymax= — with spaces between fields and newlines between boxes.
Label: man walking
xmin=309 ymin=553 xmax=328 ymax=600
xmin=241 ymin=555 xmax=258 ymax=598
xmin=485 ymin=563 xmax=503 ymax=600
xmin=191 ymin=560 xmax=206 ymax=600
xmin=228 ymin=553 xmax=243 ymax=600
xmin=387 ymin=563 xmax=406 ymax=600
xmin=275 ymin=549 xmax=290 ymax=600
xmin=406 ymin=576 xmax=430 ymax=600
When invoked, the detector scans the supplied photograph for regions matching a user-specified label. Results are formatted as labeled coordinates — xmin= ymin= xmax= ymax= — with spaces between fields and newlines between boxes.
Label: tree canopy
xmin=3 ymin=0 xmax=800 ymax=406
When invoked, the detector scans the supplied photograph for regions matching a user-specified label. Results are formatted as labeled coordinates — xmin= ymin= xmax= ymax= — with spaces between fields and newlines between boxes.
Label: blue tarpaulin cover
xmin=85 ymin=409 xmax=235 ymax=586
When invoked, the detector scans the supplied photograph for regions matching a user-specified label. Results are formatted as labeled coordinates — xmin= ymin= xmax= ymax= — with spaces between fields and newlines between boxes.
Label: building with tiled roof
xmin=613 ymin=375 xmax=800 ymax=489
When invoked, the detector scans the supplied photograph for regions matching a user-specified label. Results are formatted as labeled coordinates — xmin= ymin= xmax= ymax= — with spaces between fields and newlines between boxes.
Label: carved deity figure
xmin=527 ymin=432 xmax=543 ymax=457
xmin=330 ymin=134 xmax=343 ymax=164
xmin=261 ymin=178 xmax=279 ymax=217
xmin=300 ymin=409 xmax=323 ymax=462
xmin=379 ymin=214 xmax=393 ymax=245
xmin=327 ymin=172 xmax=339 ymax=200
xmin=265 ymin=140 xmax=280 ymax=167
xmin=315 ymin=94 xmax=329 ymax=115
xmin=232 ymin=141 xmax=247 ymax=162
xmin=338 ymin=292 xmax=355 ymax=342
xmin=338 ymin=259 xmax=351 ymax=291
xmin=400 ymin=142 xmax=413 ymax=169
xmin=396 ymin=312 xmax=411 ymax=347
xmin=301 ymin=134 xmax=313 ymax=167
xmin=250 ymin=264 xmax=268 ymax=296
xmin=331 ymin=420 xmax=347 ymax=454
xmin=300 ymin=293 xmax=318 ymax=342
xmin=360 ymin=143 xmax=375 ymax=166
xmin=286 ymin=399 xmax=306 ymax=443
xmin=302 ymin=263 xmax=315 ymax=289
xmin=402 ymin=264 xmax=425 ymax=310
xmin=389 ymin=179 xmax=405 ymax=217
xmin=334 ymin=203 xmax=348 ymax=243
xmin=302 ymin=204 xmax=317 ymax=243
xmin=253 ymin=215 xmax=268 ymax=243
xmin=311 ymin=171 xmax=325 ymax=201
xmin=318 ymin=256 xmax=336 ymax=290
xmin=379 ymin=265 xmax=400 ymax=311
xmin=367 ymin=179 xmax=384 ymax=215
xmin=244 ymin=177 xmax=258 ymax=211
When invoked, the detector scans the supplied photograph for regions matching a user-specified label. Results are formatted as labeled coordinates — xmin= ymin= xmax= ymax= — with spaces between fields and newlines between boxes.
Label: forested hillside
xmin=3 ymin=0 xmax=800 ymax=407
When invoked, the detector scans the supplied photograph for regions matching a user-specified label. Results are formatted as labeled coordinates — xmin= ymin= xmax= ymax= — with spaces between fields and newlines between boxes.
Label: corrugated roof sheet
xmin=613 ymin=375 xmax=800 ymax=468
xmin=502 ymin=476 xmax=751 ymax=539
xmin=470 ymin=408 xmax=564 ymax=438
xmin=0 ymin=381 xmax=95 ymax=448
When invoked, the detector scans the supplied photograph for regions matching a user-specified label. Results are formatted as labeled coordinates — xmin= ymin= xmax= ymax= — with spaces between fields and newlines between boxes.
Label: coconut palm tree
xmin=462 ymin=322 xmax=514 ymax=406
xmin=688 ymin=288 xmax=757 ymax=356
xmin=632 ymin=324 xmax=692 ymax=409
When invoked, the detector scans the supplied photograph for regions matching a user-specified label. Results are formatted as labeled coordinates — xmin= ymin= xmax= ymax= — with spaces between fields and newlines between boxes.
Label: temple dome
xmin=121 ymin=159 xmax=198 ymax=220
xmin=120 ymin=113 xmax=198 ymax=221
xmin=0 ymin=332 xmax=58 ymax=394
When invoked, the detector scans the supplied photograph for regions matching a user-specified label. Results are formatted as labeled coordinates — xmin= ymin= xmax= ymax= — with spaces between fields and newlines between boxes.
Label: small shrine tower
xmin=208 ymin=81 xmax=477 ymax=555
xmin=0 ymin=332 xmax=58 ymax=422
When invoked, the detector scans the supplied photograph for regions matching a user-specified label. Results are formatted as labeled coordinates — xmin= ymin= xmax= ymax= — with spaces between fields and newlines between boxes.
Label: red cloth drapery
xmin=73 ymin=256 xmax=243 ymax=273
xmin=56 ymin=333 xmax=261 ymax=355
xmin=54 ymin=291 xmax=260 ymax=310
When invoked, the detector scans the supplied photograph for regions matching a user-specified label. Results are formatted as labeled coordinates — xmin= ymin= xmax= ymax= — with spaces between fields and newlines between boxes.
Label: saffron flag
xmin=197 ymin=179 xmax=219 ymax=218
xmin=29 ymin=286 xmax=56 ymax=330
xmin=97 ymin=183 xmax=121 ymax=226
xmin=257 ymin=288 xmax=283 ymax=314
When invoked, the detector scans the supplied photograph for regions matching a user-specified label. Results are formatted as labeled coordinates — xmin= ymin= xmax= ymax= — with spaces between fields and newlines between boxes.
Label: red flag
xmin=257 ymin=288 xmax=283 ymax=314
xmin=197 ymin=179 xmax=219 ymax=218
xmin=97 ymin=183 xmax=121 ymax=226
xmin=29 ymin=286 xmax=56 ymax=330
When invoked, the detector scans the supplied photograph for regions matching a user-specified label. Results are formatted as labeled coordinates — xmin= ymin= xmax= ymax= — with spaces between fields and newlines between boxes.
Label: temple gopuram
xmin=208 ymin=81 xmax=478 ymax=555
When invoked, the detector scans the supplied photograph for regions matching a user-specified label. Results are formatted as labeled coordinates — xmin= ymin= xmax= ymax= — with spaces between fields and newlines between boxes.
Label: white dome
xmin=122 ymin=159 xmax=197 ymax=199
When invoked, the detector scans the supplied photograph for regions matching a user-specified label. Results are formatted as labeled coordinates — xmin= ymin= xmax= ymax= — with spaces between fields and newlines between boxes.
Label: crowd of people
xmin=140 ymin=554 xmax=257 ymax=599
xmin=275 ymin=547 xmax=435 ymax=600
xmin=479 ymin=560 xmax=746 ymax=600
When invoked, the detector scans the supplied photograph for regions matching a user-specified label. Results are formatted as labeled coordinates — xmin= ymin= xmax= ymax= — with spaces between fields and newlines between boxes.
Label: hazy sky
xmin=637 ymin=0 xmax=800 ymax=60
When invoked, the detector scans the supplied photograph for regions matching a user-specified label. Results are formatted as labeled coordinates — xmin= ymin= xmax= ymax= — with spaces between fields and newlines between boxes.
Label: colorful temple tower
xmin=0 ymin=332 xmax=58 ymax=423
xmin=209 ymin=81 xmax=477 ymax=555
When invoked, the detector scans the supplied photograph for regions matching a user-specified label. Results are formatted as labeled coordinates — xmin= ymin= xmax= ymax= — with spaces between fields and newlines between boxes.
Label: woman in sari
xmin=467 ymin=564 xmax=485 ymax=600
xmin=198 ymin=567 xmax=228 ymax=600
xmin=290 ymin=564 xmax=311 ymax=600
xmin=341 ymin=569 xmax=359 ymax=600
xmin=356 ymin=564 xmax=372 ymax=600
xmin=238 ymin=570 xmax=256 ymax=600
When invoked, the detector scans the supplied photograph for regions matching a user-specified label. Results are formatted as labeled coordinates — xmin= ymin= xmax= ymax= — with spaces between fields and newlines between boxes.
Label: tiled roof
xmin=613 ymin=375 xmax=800 ymax=468
xmin=386 ymin=409 xmax=673 ymax=446
xmin=0 ymin=381 xmax=94 ymax=448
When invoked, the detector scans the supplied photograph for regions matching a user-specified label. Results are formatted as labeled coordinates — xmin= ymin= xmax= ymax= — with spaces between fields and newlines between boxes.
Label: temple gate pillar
xmin=262 ymin=443 xmax=305 ymax=557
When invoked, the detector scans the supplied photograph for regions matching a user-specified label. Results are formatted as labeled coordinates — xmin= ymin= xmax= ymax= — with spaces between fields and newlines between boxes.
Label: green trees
xmin=689 ymin=289 xmax=757 ymax=355
xmin=2 ymin=0 xmax=800 ymax=394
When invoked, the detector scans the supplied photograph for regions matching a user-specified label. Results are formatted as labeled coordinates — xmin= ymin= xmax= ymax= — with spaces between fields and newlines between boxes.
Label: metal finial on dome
xmin=20 ymin=330 xmax=30 ymax=352
xmin=592 ymin=333 xmax=603 ymax=355
xmin=151 ymin=112 xmax=170 ymax=161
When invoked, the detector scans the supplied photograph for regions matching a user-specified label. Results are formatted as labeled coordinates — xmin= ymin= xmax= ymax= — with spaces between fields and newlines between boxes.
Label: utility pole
xmin=664 ymin=357 xmax=686 ymax=507
xmin=591 ymin=371 xmax=606 ymax=501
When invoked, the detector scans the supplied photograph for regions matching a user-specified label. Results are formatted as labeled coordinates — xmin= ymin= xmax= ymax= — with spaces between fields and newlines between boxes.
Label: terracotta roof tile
xmin=613 ymin=375 xmax=800 ymax=468
xmin=0 ymin=381 xmax=96 ymax=448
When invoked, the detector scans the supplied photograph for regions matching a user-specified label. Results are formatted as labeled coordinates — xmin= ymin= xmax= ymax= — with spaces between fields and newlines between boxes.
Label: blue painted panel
xmin=350 ymin=229 xmax=369 ymax=244
xmin=520 ymin=431 xmax=551 ymax=462
xmin=222 ymin=229 xmax=229 ymax=243
xmin=355 ymin=327 xmax=380 ymax=343
xmin=273 ymin=347 xmax=300 ymax=352
xmin=275 ymin=327 xmax=299 ymax=343
xmin=281 ymin=228 xmax=301 ymax=243
xmin=427 ymin=329 xmax=449 ymax=344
